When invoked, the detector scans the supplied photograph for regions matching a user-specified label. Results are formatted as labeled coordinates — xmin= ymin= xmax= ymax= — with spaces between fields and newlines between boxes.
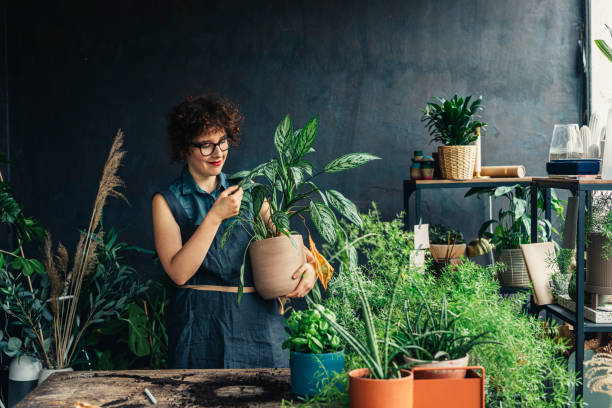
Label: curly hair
xmin=166 ymin=94 xmax=243 ymax=162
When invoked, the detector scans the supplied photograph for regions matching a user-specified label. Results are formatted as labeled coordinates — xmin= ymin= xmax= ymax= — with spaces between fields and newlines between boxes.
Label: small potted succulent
xmin=421 ymin=95 xmax=486 ymax=180
xmin=310 ymin=265 xmax=417 ymax=408
xmin=396 ymin=291 xmax=498 ymax=380
xmin=227 ymin=114 xmax=380 ymax=302
xmin=283 ymin=307 xmax=344 ymax=398
xmin=428 ymin=224 xmax=466 ymax=265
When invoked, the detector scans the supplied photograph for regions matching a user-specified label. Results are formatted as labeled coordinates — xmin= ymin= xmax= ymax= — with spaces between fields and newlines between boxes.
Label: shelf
xmin=544 ymin=304 xmax=612 ymax=332
xmin=532 ymin=177 xmax=612 ymax=192
xmin=404 ymin=178 xmax=532 ymax=190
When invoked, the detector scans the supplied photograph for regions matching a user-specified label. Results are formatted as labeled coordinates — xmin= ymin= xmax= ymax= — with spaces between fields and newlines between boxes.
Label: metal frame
xmin=531 ymin=178 xmax=612 ymax=401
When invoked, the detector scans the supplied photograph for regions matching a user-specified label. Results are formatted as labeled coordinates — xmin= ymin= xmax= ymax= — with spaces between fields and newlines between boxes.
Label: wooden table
xmin=15 ymin=368 xmax=296 ymax=407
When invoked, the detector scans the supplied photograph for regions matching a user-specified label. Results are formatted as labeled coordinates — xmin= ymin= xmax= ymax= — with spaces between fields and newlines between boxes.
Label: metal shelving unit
xmin=530 ymin=177 xmax=612 ymax=401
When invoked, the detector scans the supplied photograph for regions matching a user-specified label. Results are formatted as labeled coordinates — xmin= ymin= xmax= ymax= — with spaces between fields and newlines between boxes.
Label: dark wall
xmin=3 ymin=0 xmax=583 ymax=276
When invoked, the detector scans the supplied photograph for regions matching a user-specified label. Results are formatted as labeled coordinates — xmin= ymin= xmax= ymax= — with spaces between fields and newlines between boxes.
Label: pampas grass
xmin=45 ymin=129 xmax=127 ymax=368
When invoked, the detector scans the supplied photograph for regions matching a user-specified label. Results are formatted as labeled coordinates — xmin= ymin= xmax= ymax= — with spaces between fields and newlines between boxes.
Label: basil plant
xmin=224 ymin=114 xmax=380 ymax=302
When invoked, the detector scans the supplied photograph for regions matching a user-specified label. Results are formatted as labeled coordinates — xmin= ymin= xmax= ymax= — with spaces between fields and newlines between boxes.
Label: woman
xmin=152 ymin=94 xmax=317 ymax=368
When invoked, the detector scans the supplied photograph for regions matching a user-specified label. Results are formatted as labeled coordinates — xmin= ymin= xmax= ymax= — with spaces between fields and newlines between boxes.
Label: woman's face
xmin=186 ymin=128 xmax=229 ymax=178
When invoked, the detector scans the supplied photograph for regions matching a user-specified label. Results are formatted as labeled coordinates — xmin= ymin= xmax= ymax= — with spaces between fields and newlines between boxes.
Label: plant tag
xmin=414 ymin=224 xmax=429 ymax=250
xmin=410 ymin=249 xmax=426 ymax=269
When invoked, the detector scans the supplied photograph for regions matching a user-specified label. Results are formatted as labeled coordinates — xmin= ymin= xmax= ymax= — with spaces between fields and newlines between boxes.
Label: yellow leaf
xmin=309 ymin=234 xmax=334 ymax=290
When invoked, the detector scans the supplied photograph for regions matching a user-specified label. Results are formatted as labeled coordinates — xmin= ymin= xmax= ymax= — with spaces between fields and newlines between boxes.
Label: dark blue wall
xmin=2 ymin=1 xmax=583 ymax=275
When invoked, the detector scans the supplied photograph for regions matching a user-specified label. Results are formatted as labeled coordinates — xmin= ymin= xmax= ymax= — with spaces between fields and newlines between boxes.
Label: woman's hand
xmin=285 ymin=247 xmax=318 ymax=298
xmin=209 ymin=185 xmax=243 ymax=223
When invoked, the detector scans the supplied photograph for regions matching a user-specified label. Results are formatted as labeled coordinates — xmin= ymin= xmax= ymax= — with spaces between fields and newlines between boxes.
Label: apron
xmin=157 ymin=181 xmax=288 ymax=369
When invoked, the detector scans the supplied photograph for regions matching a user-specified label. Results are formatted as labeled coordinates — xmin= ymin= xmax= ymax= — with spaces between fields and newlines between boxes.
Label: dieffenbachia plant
xmin=224 ymin=114 xmax=380 ymax=303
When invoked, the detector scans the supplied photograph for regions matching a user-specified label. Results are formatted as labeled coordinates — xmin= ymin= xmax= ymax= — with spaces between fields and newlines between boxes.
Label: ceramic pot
xmin=38 ymin=367 xmax=73 ymax=385
xmin=497 ymin=248 xmax=529 ymax=287
xmin=403 ymin=354 xmax=469 ymax=379
xmin=429 ymin=244 xmax=466 ymax=263
xmin=249 ymin=234 xmax=305 ymax=299
xmin=290 ymin=350 xmax=344 ymax=398
xmin=8 ymin=356 xmax=41 ymax=407
xmin=586 ymin=232 xmax=612 ymax=295
xmin=348 ymin=368 xmax=413 ymax=408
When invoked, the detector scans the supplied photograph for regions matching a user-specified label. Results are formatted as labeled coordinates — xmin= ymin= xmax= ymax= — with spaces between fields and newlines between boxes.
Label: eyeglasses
xmin=191 ymin=138 xmax=230 ymax=156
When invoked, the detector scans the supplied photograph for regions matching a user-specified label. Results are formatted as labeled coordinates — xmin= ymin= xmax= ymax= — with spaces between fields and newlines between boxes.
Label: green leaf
xmin=595 ymin=39 xmax=612 ymax=63
xmin=326 ymin=189 xmax=362 ymax=227
xmin=125 ymin=303 xmax=151 ymax=357
xmin=323 ymin=153 xmax=380 ymax=173
xmin=289 ymin=161 xmax=313 ymax=186
xmin=228 ymin=170 xmax=250 ymax=179
xmin=7 ymin=337 xmax=21 ymax=351
xmin=220 ymin=219 xmax=239 ymax=249
xmin=293 ymin=116 xmax=318 ymax=161
xmin=270 ymin=211 xmax=290 ymax=234
xmin=309 ymin=202 xmax=337 ymax=244
xmin=494 ymin=185 xmax=517 ymax=197
xmin=251 ymin=185 xmax=267 ymax=216
xmin=274 ymin=115 xmax=293 ymax=156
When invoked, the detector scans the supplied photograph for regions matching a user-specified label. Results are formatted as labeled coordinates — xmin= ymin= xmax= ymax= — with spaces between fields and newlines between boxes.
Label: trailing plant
xmin=421 ymin=95 xmax=487 ymax=146
xmin=595 ymin=24 xmax=612 ymax=63
xmin=225 ymin=114 xmax=380 ymax=302
xmin=429 ymin=224 xmax=465 ymax=245
xmin=395 ymin=291 xmax=499 ymax=362
xmin=282 ymin=307 xmax=342 ymax=354
xmin=466 ymin=184 xmax=561 ymax=252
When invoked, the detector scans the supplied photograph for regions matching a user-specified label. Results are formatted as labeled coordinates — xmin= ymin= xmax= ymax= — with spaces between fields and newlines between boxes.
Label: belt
xmin=178 ymin=284 xmax=256 ymax=293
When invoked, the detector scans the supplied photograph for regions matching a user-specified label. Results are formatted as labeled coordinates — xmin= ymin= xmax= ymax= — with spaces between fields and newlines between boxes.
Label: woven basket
xmin=497 ymin=248 xmax=530 ymax=287
xmin=438 ymin=145 xmax=477 ymax=180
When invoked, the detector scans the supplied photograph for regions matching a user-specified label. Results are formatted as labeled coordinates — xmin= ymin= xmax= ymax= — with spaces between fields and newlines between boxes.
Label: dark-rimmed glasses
xmin=191 ymin=138 xmax=230 ymax=156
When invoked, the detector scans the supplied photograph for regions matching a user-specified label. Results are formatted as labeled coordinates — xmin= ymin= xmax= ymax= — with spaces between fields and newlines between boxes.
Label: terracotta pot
xmin=403 ymin=354 xmax=469 ymax=379
xmin=348 ymin=368 xmax=413 ymax=408
xmin=412 ymin=366 xmax=485 ymax=408
xmin=429 ymin=244 xmax=466 ymax=263
xmin=586 ymin=232 xmax=612 ymax=295
xmin=249 ymin=234 xmax=305 ymax=299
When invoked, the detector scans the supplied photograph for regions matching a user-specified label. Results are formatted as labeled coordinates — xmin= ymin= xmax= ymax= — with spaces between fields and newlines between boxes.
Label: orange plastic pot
xmin=412 ymin=366 xmax=485 ymax=408
xmin=348 ymin=368 xmax=413 ymax=408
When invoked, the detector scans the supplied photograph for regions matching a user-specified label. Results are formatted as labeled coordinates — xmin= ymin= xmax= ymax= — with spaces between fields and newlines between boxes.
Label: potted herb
xmin=396 ymin=291 xmax=498 ymax=380
xmin=421 ymin=95 xmax=486 ymax=180
xmin=467 ymin=185 xmax=553 ymax=287
xmin=428 ymin=224 xmax=466 ymax=264
xmin=584 ymin=193 xmax=612 ymax=304
xmin=282 ymin=307 xmax=344 ymax=398
xmin=227 ymin=114 xmax=380 ymax=302
xmin=310 ymin=265 xmax=417 ymax=408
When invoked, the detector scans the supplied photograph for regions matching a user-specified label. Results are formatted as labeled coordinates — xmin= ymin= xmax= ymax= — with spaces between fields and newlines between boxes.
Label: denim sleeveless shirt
xmin=156 ymin=166 xmax=288 ymax=368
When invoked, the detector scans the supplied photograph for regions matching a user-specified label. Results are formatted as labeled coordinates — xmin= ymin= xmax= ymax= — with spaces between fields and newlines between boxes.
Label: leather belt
xmin=178 ymin=284 xmax=256 ymax=293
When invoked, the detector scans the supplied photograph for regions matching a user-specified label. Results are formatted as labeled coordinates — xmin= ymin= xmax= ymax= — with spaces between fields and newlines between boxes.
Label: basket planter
xmin=497 ymin=248 xmax=529 ymax=287
xmin=348 ymin=368 xmax=413 ymax=408
xmin=412 ymin=366 xmax=485 ymax=408
xmin=403 ymin=354 xmax=469 ymax=379
xmin=249 ymin=234 xmax=305 ymax=299
xmin=290 ymin=350 xmax=344 ymax=398
xmin=586 ymin=232 xmax=612 ymax=295
xmin=429 ymin=244 xmax=466 ymax=264
xmin=438 ymin=145 xmax=477 ymax=180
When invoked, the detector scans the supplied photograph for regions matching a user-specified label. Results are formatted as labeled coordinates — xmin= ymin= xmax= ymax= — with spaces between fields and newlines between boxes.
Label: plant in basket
xmin=421 ymin=95 xmax=486 ymax=180
xmin=282 ymin=307 xmax=344 ymax=398
xmin=225 ymin=114 xmax=380 ymax=303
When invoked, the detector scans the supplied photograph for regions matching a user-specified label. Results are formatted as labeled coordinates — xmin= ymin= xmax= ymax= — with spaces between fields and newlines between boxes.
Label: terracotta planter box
xmin=412 ymin=366 xmax=484 ymax=408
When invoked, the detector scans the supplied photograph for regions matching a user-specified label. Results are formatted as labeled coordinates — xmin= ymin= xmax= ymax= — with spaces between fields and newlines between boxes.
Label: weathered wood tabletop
xmin=14 ymin=368 xmax=298 ymax=407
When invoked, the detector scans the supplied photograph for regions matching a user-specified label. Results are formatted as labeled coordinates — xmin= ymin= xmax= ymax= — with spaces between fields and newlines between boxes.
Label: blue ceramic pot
xmin=290 ymin=350 xmax=345 ymax=398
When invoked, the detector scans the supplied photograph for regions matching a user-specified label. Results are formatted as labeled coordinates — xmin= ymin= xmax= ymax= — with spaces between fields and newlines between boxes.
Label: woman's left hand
xmin=285 ymin=248 xmax=318 ymax=298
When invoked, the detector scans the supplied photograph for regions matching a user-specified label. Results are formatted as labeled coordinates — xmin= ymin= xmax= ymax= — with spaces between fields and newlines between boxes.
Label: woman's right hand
xmin=209 ymin=185 xmax=243 ymax=223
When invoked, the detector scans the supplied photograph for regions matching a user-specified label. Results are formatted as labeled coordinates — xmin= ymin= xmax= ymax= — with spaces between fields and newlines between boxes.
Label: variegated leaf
xmin=323 ymin=153 xmax=380 ymax=173
xmin=309 ymin=201 xmax=337 ymax=244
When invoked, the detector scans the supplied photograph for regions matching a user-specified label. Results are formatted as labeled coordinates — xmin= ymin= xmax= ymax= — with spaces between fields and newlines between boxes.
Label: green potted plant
xmin=309 ymin=264 xmax=419 ymax=408
xmin=584 ymin=193 xmax=612 ymax=305
xmin=467 ymin=185 xmax=553 ymax=287
xmin=421 ymin=95 xmax=486 ymax=180
xmin=396 ymin=290 xmax=498 ymax=380
xmin=282 ymin=307 xmax=344 ymax=398
xmin=428 ymin=224 xmax=466 ymax=264
xmin=226 ymin=114 xmax=380 ymax=302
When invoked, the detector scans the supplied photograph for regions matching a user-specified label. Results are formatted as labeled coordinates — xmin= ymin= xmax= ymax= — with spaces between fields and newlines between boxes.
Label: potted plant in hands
xmin=396 ymin=291 xmax=498 ymax=380
xmin=282 ymin=307 xmax=344 ymax=398
xmin=428 ymin=224 xmax=466 ymax=265
xmin=421 ymin=95 xmax=486 ymax=180
xmin=226 ymin=114 xmax=380 ymax=302
xmin=309 ymin=265 xmax=417 ymax=408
